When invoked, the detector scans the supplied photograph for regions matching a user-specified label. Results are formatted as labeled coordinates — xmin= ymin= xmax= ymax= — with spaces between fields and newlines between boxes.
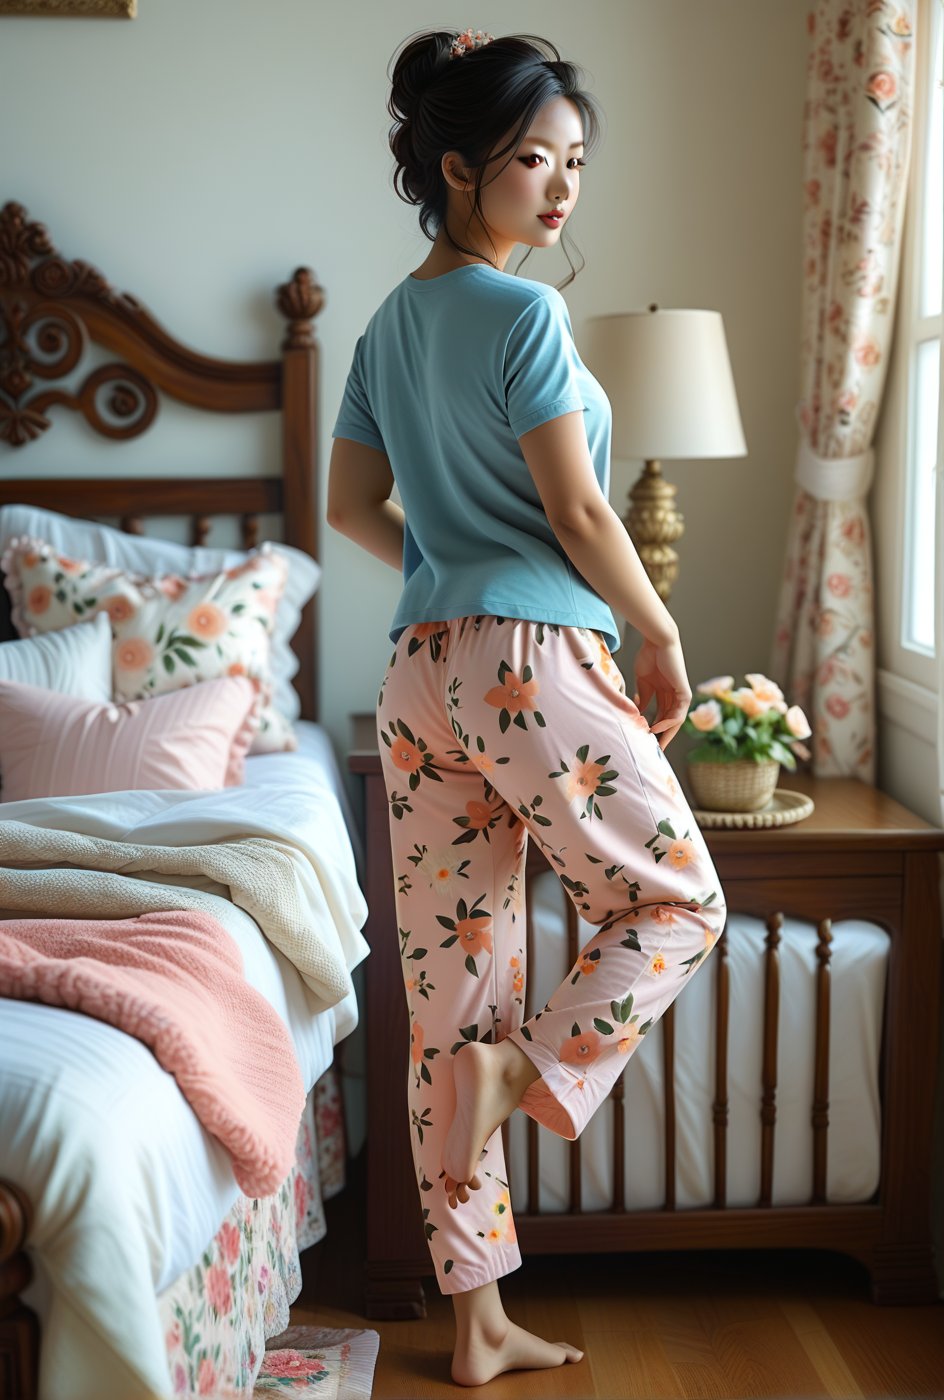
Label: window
xmin=902 ymin=0 xmax=943 ymax=657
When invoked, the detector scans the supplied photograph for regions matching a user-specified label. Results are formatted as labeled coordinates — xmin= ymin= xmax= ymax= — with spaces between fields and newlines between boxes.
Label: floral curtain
xmin=768 ymin=0 xmax=918 ymax=782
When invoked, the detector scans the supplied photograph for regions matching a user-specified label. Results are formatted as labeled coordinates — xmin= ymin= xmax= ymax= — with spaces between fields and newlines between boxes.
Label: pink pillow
xmin=0 ymin=675 xmax=262 ymax=803
xmin=0 ymin=535 xmax=296 ymax=755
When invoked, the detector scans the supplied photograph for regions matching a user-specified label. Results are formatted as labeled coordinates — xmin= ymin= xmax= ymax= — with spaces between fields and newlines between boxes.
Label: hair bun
xmin=388 ymin=30 xmax=454 ymax=120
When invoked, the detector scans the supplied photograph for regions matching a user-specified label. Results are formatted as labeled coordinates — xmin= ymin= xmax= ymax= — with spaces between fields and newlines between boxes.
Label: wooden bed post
xmin=276 ymin=267 xmax=324 ymax=723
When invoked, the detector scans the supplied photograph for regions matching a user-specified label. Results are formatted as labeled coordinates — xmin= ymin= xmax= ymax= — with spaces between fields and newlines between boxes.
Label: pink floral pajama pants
xmin=376 ymin=614 xmax=728 ymax=1296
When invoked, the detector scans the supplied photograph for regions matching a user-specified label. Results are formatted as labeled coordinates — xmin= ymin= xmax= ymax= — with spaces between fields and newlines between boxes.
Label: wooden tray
xmin=690 ymin=787 xmax=815 ymax=829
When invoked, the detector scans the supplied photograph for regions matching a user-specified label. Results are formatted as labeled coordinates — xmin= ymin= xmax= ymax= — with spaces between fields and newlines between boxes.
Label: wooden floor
xmin=294 ymin=1148 xmax=944 ymax=1399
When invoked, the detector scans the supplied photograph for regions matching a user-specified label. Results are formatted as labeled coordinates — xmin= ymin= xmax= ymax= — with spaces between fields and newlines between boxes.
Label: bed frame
xmin=0 ymin=199 xmax=325 ymax=1398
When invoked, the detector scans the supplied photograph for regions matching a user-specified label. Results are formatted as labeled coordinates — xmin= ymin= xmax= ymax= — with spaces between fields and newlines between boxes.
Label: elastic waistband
xmin=441 ymin=615 xmax=609 ymax=649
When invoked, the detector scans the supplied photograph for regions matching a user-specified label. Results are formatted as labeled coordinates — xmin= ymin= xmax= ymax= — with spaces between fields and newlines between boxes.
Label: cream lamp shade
xmin=579 ymin=306 xmax=747 ymax=461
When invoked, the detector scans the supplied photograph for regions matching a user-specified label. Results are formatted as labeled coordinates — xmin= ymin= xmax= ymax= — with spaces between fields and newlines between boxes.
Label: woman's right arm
xmin=327 ymin=436 xmax=405 ymax=572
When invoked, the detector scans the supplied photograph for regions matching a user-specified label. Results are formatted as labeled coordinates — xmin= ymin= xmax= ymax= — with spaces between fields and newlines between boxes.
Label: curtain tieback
xmin=794 ymin=436 xmax=875 ymax=501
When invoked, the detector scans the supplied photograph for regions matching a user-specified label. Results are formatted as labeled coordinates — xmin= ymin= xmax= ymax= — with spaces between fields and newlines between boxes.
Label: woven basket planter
xmin=686 ymin=757 xmax=780 ymax=813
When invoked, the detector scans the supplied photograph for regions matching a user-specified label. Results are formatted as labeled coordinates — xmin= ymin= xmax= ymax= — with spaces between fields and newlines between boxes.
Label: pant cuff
xmin=505 ymin=1028 xmax=586 ymax=1140
xmin=434 ymin=1240 xmax=523 ymax=1295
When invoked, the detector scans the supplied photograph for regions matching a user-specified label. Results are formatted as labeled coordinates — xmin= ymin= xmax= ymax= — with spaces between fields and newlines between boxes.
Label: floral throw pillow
xmin=0 ymin=536 xmax=297 ymax=753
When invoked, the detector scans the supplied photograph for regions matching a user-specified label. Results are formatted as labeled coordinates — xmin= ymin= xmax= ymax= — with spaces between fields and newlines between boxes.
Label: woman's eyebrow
xmin=524 ymin=137 xmax=585 ymax=149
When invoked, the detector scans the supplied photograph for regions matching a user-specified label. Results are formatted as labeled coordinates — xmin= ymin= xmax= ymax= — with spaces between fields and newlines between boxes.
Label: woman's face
xmin=446 ymin=95 xmax=586 ymax=258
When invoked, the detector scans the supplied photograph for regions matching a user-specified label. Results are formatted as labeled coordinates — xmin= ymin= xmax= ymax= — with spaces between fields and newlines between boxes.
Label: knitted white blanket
xmin=0 ymin=818 xmax=355 ymax=1006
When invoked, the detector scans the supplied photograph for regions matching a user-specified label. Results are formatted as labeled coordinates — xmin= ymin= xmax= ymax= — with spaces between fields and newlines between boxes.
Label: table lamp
xmin=580 ymin=305 xmax=747 ymax=624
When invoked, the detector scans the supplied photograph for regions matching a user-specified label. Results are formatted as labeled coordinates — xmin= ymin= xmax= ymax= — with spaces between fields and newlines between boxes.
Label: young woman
xmin=328 ymin=28 xmax=728 ymax=1388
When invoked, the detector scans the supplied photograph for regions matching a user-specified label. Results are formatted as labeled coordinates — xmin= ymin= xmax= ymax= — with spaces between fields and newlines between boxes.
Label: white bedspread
xmin=0 ymin=723 xmax=368 ymax=1400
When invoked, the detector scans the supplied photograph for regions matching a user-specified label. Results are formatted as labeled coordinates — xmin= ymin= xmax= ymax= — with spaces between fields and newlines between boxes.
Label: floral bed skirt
xmin=158 ymin=1062 xmax=347 ymax=1398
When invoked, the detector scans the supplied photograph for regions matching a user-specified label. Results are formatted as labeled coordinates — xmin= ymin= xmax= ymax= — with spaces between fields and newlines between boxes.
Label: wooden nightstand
xmin=348 ymin=723 xmax=944 ymax=1317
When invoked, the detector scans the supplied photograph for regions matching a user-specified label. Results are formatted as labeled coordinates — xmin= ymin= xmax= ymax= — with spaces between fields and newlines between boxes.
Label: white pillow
xmin=0 ymin=609 xmax=112 ymax=702
xmin=0 ymin=503 xmax=321 ymax=722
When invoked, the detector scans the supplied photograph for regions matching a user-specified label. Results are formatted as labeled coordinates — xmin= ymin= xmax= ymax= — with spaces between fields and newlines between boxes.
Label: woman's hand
xmin=631 ymin=633 xmax=692 ymax=752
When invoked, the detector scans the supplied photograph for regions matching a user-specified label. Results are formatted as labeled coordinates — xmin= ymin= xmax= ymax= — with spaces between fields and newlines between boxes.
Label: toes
xmin=444 ymin=1175 xmax=467 ymax=1209
xmin=443 ymin=1172 xmax=482 ymax=1202
xmin=559 ymin=1345 xmax=584 ymax=1361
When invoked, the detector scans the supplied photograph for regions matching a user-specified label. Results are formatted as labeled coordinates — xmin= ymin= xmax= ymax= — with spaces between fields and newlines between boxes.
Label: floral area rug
xmin=253 ymin=1325 xmax=380 ymax=1398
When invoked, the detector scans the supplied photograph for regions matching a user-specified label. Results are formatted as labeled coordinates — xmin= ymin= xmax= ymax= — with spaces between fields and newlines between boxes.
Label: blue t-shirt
xmin=330 ymin=263 xmax=620 ymax=652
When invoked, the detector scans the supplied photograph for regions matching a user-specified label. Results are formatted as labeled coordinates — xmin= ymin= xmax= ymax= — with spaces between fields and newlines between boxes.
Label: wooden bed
xmin=0 ymin=198 xmax=326 ymax=1398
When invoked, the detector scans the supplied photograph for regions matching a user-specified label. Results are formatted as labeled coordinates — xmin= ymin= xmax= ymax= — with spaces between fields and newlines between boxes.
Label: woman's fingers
xmin=650 ymin=699 xmax=687 ymax=732
xmin=650 ymin=714 xmax=686 ymax=749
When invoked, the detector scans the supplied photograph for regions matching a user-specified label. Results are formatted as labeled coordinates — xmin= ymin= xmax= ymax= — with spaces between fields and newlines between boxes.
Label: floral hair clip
xmin=449 ymin=27 xmax=494 ymax=59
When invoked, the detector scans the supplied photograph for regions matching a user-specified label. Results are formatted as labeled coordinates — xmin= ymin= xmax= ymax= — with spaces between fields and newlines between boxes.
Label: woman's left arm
xmin=327 ymin=437 xmax=404 ymax=572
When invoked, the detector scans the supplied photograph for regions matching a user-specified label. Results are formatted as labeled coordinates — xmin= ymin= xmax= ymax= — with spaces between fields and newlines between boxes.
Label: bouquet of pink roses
xmin=681 ymin=673 xmax=812 ymax=770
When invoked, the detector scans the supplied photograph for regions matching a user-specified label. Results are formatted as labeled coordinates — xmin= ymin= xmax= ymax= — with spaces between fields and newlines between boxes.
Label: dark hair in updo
xmin=387 ymin=30 xmax=603 ymax=288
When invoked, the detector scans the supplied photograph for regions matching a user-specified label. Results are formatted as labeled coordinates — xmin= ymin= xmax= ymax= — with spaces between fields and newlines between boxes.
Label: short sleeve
xmin=331 ymin=335 xmax=386 ymax=452
xmin=503 ymin=291 xmax=586 ymax=438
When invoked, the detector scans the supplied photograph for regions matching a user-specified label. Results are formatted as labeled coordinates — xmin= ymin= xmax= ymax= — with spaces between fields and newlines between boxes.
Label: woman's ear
xmin=441 ymin=151 xmax=471 ymax=191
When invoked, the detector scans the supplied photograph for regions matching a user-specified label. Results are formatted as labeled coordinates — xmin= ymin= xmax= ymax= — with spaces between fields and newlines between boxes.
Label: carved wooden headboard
xmin=0 ymin=199 xmax=325 ymax=720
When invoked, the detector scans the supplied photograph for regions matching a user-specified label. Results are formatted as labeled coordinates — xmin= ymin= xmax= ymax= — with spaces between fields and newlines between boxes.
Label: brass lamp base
xmin=620 ymin=458 xmax=684 ymax=652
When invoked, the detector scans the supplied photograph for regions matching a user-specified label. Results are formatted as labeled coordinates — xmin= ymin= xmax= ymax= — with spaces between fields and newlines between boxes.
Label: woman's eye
xmin=519 ymin=155 xmax=587 ymax=169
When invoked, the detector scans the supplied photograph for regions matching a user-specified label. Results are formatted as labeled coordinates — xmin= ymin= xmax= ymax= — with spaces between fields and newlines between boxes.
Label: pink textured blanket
xmin=0 ymin=909 xmax=306 ymax=1196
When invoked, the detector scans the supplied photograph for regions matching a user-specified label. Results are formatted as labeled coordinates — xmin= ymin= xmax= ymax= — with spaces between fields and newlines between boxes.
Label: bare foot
xmin=451 ymin=1318 xmax=584 ymax=1386
xmin=441 ymin=1043 xmax=522 ymax=1200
